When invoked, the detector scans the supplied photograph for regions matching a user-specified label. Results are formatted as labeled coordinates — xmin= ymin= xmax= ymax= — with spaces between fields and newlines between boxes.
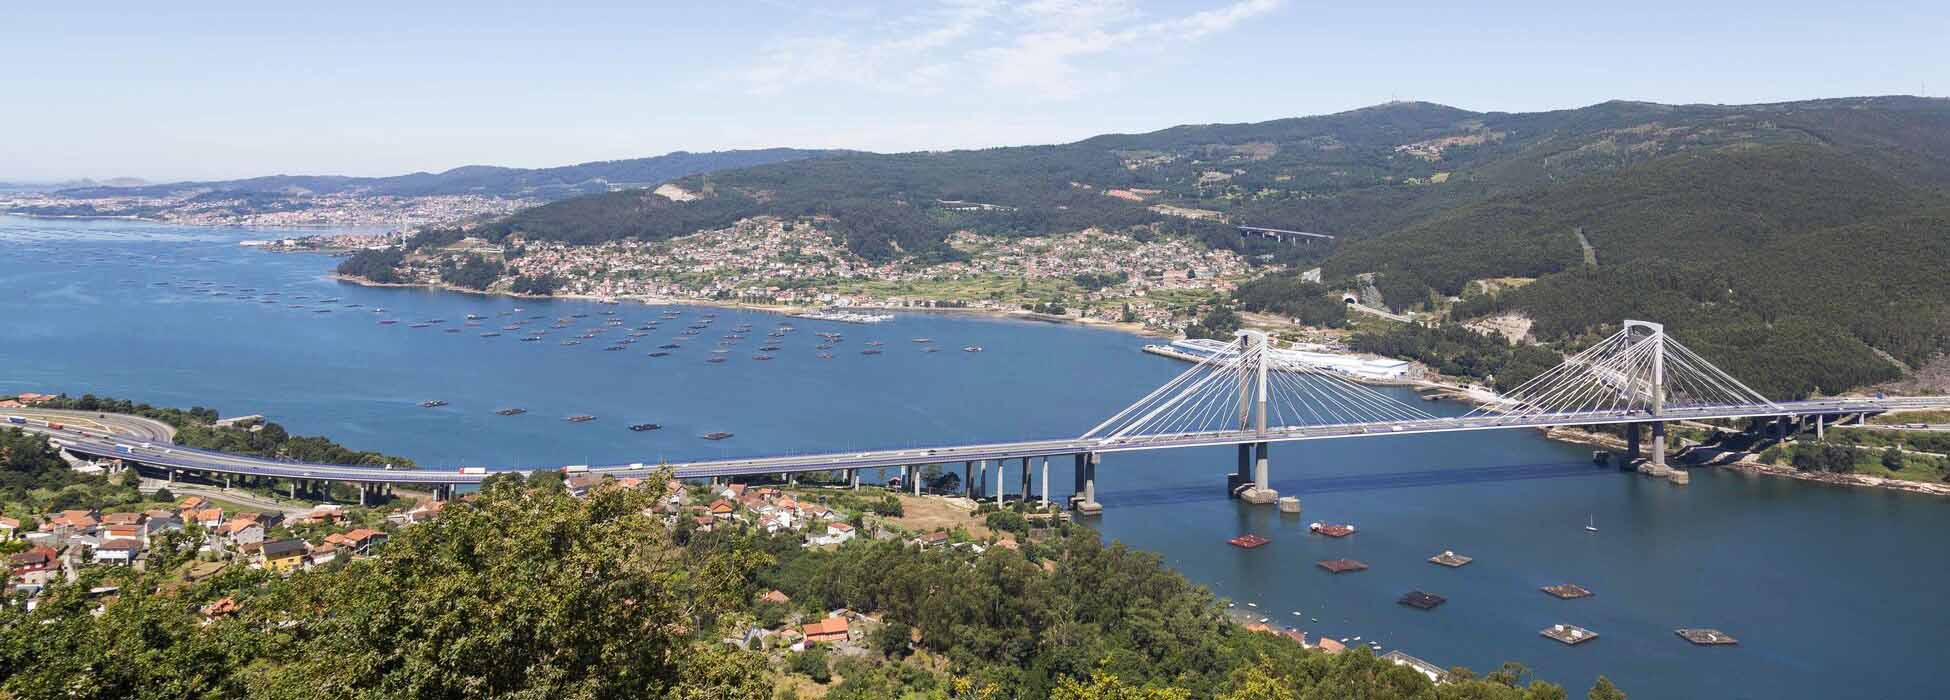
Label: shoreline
xmin=325 ymin=273 xmax=1171 ymax=337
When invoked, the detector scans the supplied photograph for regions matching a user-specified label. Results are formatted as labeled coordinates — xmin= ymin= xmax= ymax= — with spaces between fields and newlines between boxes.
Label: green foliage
xmin=438 ymin=254 xmax=504 ymax=290
xmin=788 ymin=645 xmax=832 ymax=684
xmin=334 ymin=247 xmax=405 ymax=283
xmin=0 ymin=477 xmax=771 ymax=700
xmin=1185 ymin=305 xmax=1242 ymax=340
xmin=1233 ymin=276 xmax=1347 ymax=328
xmin=1348 ymin=323 xmax=1558 ymax=388
xmin=984 ymin=509 xmax=1028 ymax=535
xmin=509 ymin=273 xmax=564 ymax=295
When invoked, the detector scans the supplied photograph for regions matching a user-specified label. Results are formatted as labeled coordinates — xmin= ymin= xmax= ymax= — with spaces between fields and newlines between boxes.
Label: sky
xmin=2 ymin=0 xmax=1945 ymax=182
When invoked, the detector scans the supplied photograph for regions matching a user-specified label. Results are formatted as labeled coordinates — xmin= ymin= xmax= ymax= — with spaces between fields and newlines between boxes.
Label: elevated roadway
xmin=12 ymin=397 xmax=1947 ymax=488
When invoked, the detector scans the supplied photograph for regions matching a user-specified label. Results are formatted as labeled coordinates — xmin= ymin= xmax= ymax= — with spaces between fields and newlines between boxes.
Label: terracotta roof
xmin=801 ymin=617 xmax=849 ymax=638
xmin=99 ymin=538 xmax=142 ymax=551
xmin=760 ymin=590 xmax=791 ymax=604
xmin=1316 ymin=637 xmax=1345 ymax=653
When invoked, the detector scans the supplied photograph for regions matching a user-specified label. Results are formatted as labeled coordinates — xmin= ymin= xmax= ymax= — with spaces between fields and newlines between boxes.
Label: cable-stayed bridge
xmin=27 ymin=320 xmax=1950 ymax=507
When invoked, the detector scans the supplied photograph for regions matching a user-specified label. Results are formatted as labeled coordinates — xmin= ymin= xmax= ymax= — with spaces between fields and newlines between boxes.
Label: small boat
xmin=911 ymin=338 xmax=933 ymax=343
xmin=419 ymin=400 xmax=448 ymax=408
xmin=816 ymin=352 xmax=834 ymax=359
xmin=702 ymin=432 xmax=734 ymax=440
xmin=495 ymin=408 xmax=527 ymax=416
xmin=861 ymin=349 xmax=883 ymax=355
xmin=706 ymin=356 xmax=727 ymax=364
xmin=520 ymin=337 xmax=541 ymax=342
xmin=409 ymin=323 xmax=431 ymax=329
xmin=865 ymin=340 xmax=884 ymax=346
xmin=379 ymin=319 xmax=399 ymax=325
xmin=647 ymin=351 xmax=671 ymax=357
xmin=480 ymin=332 xmax=501 ymax=337
xmin=443 ymin=328 xmax=461 ymax=333
xmin=629 ymin=423 xmax=662 ymax=432
xmin=466 ymin=314 xmax=484 ymax=320
xmin=658 ymin=343 xmax=681 ymax=349
xmin=565 ymin=415 xmax=597 ymax=423
xmin=1585 ymin=515 xmax=1598 ymax=533
xmin=963 ymin=346 xmax=984 ymax=353
xmin=560 ymin=340 xmax=581 ymax=346
xmin=603 ymin=345 xmax=625 ymax=351
xmin=752 ymin=354 xmax=773 ymax=360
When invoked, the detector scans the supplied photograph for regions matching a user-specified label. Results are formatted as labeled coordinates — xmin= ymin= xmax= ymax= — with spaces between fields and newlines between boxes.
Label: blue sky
xmin=3 ymin=0 xmax=1944 ymax=181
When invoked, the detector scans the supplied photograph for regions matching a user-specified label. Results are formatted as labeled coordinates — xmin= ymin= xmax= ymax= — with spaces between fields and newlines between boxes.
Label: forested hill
xmin=53 ymin=148 xmax=834 ymax=201
xmin=401 ymin=95 xmax=1950 ymax=396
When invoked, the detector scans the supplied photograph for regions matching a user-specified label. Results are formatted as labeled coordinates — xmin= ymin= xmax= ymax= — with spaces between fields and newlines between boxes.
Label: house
xmin=259 ymin=539 xmax=307 ymax=573
xmin=708 ymin=500 xmax=736 ymax=519
xmin=0 ymin=517 xmax=22 ymax=541
xmin=812 ymin=522 xmax=855 ymax=546
xmin=101 ymin=524 xmax=142 ymax=542
xmin=101 ymin=512 xmax=142 ymax=527
xmin=141 ymin=515 xmax=183 ymax=544
xmin=720 ymin=483 xmax=748 ymax=500
xmin=565 ymin=474 xmax=603 ymax=498
xmin=801 ymin=616 xmax=850 ymax=644
xmin=191 ymin=508 xmax=224 ymax=529
xmin=690 ymin=515 xmax=716 ymax=532
xmin=96 ymin=538 xmax=142 ymax=566
xmin=1380 ymin=650 xmax=1445 ymax=683
xmin=1314 ymin=637 xmax=1346 ymax=654
xmin=306 ymin=543 xmax=338 ymax=568
xmin=342 ymin=528 xmax=387 ymax=555
xmin=9 ymin=545 xmax=60 ymax=579
xmin=220 ymin=519 xmax=265 ymax=546
xmin=178 ymin=496 xmax=208 ymax=511
xmin=911 ymin=531 xmax=950 ymax=549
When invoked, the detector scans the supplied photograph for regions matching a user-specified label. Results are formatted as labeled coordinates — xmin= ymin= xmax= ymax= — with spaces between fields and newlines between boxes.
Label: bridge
xmin=1238 ymin=226 xmax=1335 ymax=245
xmin=14 ymin=320 xmax=1948 ymax=508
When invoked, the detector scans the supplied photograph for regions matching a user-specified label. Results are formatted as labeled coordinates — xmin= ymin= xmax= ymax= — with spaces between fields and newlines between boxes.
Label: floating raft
xmin=1316 ymin=558 xmax=1369 ymax=574
xmin=1541 ymin=624 xmax=1598 ymax=646
xmin=1228 ymin=534 xmax=1271 ymax=549
xmin=1428 ymin=551 xmax=1473 ymax=567
xmin=1398 ymin=591 xmax=1446 ymax=610
xmin=1309 ymin=522 xmax=1356 ymax=537
xmin=1541 ymin=584 xmax=1593 ymax=599
xmin=1675 ymin=628 xmax=1739 ymax=646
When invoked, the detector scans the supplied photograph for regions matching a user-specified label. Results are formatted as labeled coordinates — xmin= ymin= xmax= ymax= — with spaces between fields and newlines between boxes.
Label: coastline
xmin=325 ymin=273 xmax=1171 ymax=337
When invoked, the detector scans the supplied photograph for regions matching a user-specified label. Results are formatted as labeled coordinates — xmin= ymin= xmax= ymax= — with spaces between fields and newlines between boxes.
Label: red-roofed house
xmin=801 ymin=617 xmax=850 ymax=644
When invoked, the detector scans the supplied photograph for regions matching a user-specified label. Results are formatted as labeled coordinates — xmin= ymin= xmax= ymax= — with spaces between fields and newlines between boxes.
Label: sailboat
xmin=1585 ymin=515 xmax=1599 ymax=533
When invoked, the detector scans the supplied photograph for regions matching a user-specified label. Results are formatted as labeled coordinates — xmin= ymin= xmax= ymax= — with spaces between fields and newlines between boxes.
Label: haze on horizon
xmin=3 ymin=0 xmax=1944 ymax=183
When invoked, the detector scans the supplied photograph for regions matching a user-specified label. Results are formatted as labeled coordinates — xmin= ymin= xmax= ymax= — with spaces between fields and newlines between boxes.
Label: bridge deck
xmin=25 ymin=397 xmax=1945 ymax=486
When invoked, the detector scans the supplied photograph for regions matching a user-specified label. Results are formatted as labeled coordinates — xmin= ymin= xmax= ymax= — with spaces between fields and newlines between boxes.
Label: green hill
xmin=405 ymin=96 xmax=1950 ymax=395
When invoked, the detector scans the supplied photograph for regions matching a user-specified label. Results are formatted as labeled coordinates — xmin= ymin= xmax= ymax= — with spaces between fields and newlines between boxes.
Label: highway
xmin=11 ymin=397 xmax=1949 ymax=487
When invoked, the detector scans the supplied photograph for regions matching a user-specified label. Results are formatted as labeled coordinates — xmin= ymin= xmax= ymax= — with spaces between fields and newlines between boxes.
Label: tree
xmin=150 ymin=487 xmax=173 ymax=503
xmin=1882 ymin=446 xmax=1905 ymax=471
xmin=872 ymin=621 xmax=912 ymax=660
xmin=789 ymin=646 xmax=832 ymax=684
xmin=1051 ymin=669 xmax=1189 ymax=700
xmin=1588 ymin=675 xmax=1627 ymax=700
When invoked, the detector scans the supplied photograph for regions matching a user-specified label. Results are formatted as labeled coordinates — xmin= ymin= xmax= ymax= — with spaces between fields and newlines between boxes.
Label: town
xmin=389 ymin=216 xmax=1251 ymax=332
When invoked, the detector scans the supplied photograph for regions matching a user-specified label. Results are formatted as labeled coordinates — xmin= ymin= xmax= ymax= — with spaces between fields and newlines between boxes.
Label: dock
xmin=1428 ymin=550 xmax=1472 ymax=567
xmin=1541 ymin=584 xmax=1593 ymax=599
xmin=1675 ymin=628 xmax=1739 ymax=645
xmin=1316 ymin=558 xmax=1369 ymax=574
xmin=1397 ymin=591 xmax=1446 ymax=610
xmin=1309 ymin=522 xmax=1356 ymax=537
xmin=1541 ymin=624 xmax=1598 ymax=645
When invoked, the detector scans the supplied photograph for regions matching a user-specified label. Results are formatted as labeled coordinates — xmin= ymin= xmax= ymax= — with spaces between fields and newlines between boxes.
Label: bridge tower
xmin=1238 ymin=329 xmax=1280 ymax=504
xmin=1624 ymin=320 xmax=1674 ymax=478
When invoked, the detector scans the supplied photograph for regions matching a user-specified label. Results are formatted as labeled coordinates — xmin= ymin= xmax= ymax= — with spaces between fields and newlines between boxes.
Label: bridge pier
xmin=1020 ymin=457 xmax=1031 ymax=503
xmin=1228 ymin=444 xmax=1252 ymax=497
xmin=964 ymin=461 xmax=973 ymax=498
xmin=1073 ymin=452 xmax=1102 ymax=514
xmin=1040 ymin=457 xmax=1050 ymax=507
xmin=1815 ymin=414 xmax=1825 ymax=440
xmin=359 ymin=483 xmax=369 ymax=507
xmin=995 ymin=459 xmax=1006 ymax=506
xmin=1625 ymin=424 xmax=1642 ymax=464
xmin=1241 ymin=442 xmax=1279 ymax=504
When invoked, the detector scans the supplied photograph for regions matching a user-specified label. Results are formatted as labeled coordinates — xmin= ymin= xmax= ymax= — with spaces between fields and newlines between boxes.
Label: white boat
xmin=1585 ymin=515 xmax=1598 ymax=533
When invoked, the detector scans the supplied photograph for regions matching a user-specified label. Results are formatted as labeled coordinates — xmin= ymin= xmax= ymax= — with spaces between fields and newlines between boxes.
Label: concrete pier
xmin=1074 ymin=453 xmax=1102 ymax=514
xmin=1040 ymin=457 xmax=1050 ymax=506
xmin=995 ymin=459 xmax=1006 ymax=506
xmin=1241 ymin=442 xmax=1279 ymax=504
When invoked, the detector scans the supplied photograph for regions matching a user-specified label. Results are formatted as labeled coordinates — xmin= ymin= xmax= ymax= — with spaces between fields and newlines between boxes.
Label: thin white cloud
xmin=733 ymin=0 xmax=1284 ymax=99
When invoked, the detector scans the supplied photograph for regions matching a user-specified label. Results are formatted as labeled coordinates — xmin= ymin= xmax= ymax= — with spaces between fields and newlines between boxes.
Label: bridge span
xmin=14 ymin=320 xmax=1950 ymax=509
